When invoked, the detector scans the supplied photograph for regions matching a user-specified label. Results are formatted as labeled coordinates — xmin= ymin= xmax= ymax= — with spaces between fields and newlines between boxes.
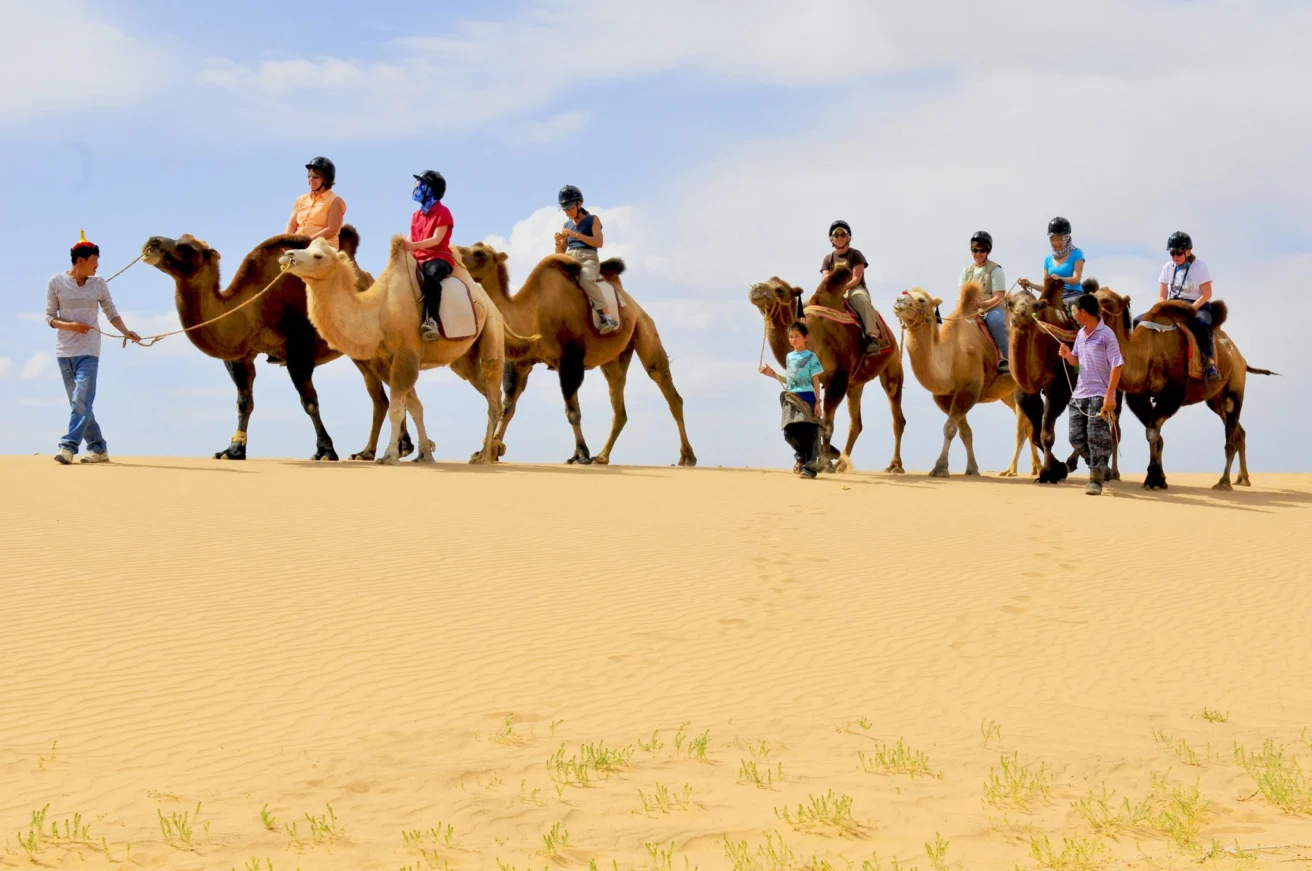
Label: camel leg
xmin=632 ymin=313 xmax=697 ymax=466
xmin=475 ymin=333 xmax=504 ymax=465
xmin=215 ymin=358 xmax=256 ymax=460
xmin=930 ymin=392 xmax=973 ymax=477
xmin=494 ymin=361 xmax=533 ymax=459
xmin=404 ymin=388 xmax=435 ymax=464
xmin=1001 ymin=405 xmax=1024 ymax=477
xmin=958 ymin=416 xmax=980 ymax=476
xmin=285 ymin=344 xmax=338 ymax=462
xmin=879 ymin=357 xmax=906 ymax=474
xmin=1105 ymin=391 xmax=1124 ymax=481
xmin=835 ymin=380 xmax=865 ymax=473
xmin=1135 ymin=387 xmax=1184 ymax=490
xmin=1210 ymin=389 xmax=1245 ymax=491
xmin=559 ymin=344 xmax=592 ymax=464
xmin=593 ymin=347 xmax=635 ymax=466
xmin=1026 ymin=416 xmax=1042 ymax=475
xmin=819 ymin=370 xmax=850 ymax=474
xmin=1038 ymin=381 xmax=1072 ymax=485
xmin=350 ymin=359 xmax=413 ymax=461
xmin=378 ymin=352 xmax=421 ymax=465
xmin=1006 ymin=391 xmax=1040 ymax=477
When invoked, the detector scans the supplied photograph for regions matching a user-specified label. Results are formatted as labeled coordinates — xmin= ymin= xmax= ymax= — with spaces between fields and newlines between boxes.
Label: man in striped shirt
xmin=44 ymin=231 xmax=141 ymax=464
xmin=1059 ymin=294 xmax=1123 ymax=495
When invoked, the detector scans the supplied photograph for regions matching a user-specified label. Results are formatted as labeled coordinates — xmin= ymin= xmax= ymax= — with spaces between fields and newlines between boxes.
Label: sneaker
xmin=53 ymin=448 xmax=74 ymax=465
xmin=862 ymin=336 xmax=881 ymax=355
xmin=800 ymin=465 xmax=818 ymax=480
xmin=1205 ymin=365 xmax=1221 ymax=382
xmin=997 ymin=358 xmax=1010 ymax=374
xmin=597 ymin=314 xmax=620 ymax=334
xmin=420 ymin=317 xmax=441 ymax=342
xmin=80 ymin=451 xmax=110 ymax=464
xmin=1085 ymin=469 xmax=1104 ymax=496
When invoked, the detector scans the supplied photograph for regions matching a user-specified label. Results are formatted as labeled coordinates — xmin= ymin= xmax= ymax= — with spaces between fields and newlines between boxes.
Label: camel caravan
xmin=46 ymin=155 xmax=1277 ymax=494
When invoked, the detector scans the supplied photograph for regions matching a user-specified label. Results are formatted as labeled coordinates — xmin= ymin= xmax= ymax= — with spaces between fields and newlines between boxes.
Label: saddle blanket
xmin=437 ymin=275 xmax=477 ymax=339
xmin=1135 ymin=311 xmax=1205 ymax=380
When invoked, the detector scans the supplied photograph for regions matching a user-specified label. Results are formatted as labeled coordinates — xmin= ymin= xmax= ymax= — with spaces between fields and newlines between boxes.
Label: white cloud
xmin=0 ymin=2 xmax=170 ymax=120
xmin=513 ymin=111 xmax=591 ymax=145
xmin=0 ymin=357 xmax=11 ymax=377
xmin=19 ymin=352 xmax=51 ymax=380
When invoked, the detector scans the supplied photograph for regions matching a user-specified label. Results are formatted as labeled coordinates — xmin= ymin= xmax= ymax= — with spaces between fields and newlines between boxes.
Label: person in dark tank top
xmin=554 ymin=185 xmax=619 ymax=333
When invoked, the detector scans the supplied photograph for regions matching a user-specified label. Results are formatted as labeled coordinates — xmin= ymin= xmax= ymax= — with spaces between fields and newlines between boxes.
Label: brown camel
xmin=892 ymin=283 xmax=1039 ymax=477
xmin=747 ymin=264 xmax=906 ymax=473
xmin=140 ymin=226 xmax=409 ymax=461
xmin=281 ymin=237 xmax=515 ymax=464
xmin=1094 ymin=288 xmax=1277 ymax=490
xmin=1005 ymin=275 xmax=1119 ymax=483
xmin=455 ymin=242 xmax=696 ymax=466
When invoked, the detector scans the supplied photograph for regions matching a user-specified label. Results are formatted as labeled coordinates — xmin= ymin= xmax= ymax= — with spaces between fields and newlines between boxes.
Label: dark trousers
xmin=419 ymin=259 xmax=453 ymax=322
xmin=783 ymin=422 xmax=820 ymax=466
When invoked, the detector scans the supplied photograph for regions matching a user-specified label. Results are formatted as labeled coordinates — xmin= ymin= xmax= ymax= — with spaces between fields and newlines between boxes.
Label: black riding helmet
xmin=413 ymin=170 xmax=446 ymax=200
xmin=305 ymin=156 xmax=336 ymax=188
xmin=1047 ymin=216 xmax=1071 ymax=236
xmin=829 ymin=220 xmax=852 ymax=237
xmin=558 ymin=185 xmax=583 ymax=208
xmin=970 ymin=230 xmax=993 ymax=251
xmin=1167 ymin=231 xmax=1193 ymax=251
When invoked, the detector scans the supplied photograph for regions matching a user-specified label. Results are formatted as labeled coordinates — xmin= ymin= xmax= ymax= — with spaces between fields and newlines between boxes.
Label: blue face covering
xmin=412 ymin=182 xmax=438 ymax=214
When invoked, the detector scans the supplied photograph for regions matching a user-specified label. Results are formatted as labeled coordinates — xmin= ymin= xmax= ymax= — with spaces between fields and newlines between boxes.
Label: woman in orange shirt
xmin=286 ymin=156 xmax=346 ymax=249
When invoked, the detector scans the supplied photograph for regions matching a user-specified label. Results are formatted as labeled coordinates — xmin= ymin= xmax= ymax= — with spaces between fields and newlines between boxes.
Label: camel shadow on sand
xmin=275 ymin=459 xmax=670 ymax=479
xmin=833 ymin=469 xmax=1312 ymax=514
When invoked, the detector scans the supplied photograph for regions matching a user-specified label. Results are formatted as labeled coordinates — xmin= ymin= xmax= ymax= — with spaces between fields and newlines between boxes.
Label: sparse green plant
xmin=37 ymin=740 xmax=58 ymax=769
xmin=645 ymin=839 xmax=701 ymax=870
xmin=260 ymin=803 xmax=277 ymax=831
xmin=491 ymin=713 xmax=523 ymax=745
xmin=774 ymin=789 xmax=861 ymax=835
xmin=540 ymin=821 xmax=570 ymax=859
xmin=231 ymin=860 xmax=301 ymax=871
xmin=1200 ymin=839 xmax=1259 ymax=871
xmin=738 ymin=758 xmax=784 ymax=789
xmin=1028 ymin=834 xmax=1111 ymax=871
xmin=982 ymin=752 xmax=1052 ymax=810
xmin=1200 ymin=708 xmax=1229 ymax=724
xmin=550 ymin=719 xmax=563 ymax=737
xmin=837 ymin=717 xmax=875 ymax=736
xmin=481 ymin=775 xmax=504 ymax=791
xmin=980 ymin=719 xmax=1002 ymax=748
xmin=158 ymin=802 xmax=207 ymax=850
xmin=857 ymin=738 xmax=939 ymax=778
xmin=638 ymin=782 xmax=694 ymax=814
xmin=861 ymin=849 xmax=921 ymax=871
xmin=923 ymin=834 xmax=950 ymax=871
xmin=546 ymin=740 xmax=635 ymax=790
xmin=688 ymin=728 xmax=711 ymax=761
xmin=1071 ymin=783 xmax=1154 ymax=836
xmin=1145 ymin=774 xmax=1211 ymax=852
xmin=303 ymin=803 xmax=342 ymax=845
xmin=1152 ymin=728 xmax=1212 ymax=766
xmin=987 ymin=813 xmax=1036 ymax=841
xmin=403 ymin=824 xmax=456 ymax=865
xmin=638 ymin=730 xmax=665 ymax=754
xmin=673 ymin=722 xmax=691 ymax=753
xmin=1234 ymin=737 xmax=1312 ymax=814
xmin=519 ymin=778 xmax=546 ymax=805
xmin=15 ymin=804 xmax=47 ymax=859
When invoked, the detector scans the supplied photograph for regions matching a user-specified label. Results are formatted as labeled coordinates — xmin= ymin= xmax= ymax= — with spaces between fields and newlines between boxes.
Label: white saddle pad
xmin=438 ymin=275 xmax=477 ymax=339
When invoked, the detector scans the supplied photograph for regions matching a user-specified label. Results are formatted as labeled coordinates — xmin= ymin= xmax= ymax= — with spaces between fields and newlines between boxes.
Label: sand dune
xmin=1 ymin=456 xmax=1310 ymax=870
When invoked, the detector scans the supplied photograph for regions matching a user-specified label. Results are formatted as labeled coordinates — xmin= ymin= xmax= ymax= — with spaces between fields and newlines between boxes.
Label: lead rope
xmin=86 ymin=255 xmax=293 ymax=348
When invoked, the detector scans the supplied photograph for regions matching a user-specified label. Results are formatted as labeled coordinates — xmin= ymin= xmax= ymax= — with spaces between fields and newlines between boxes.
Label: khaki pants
xmin=565 ymin=248 xmax=612 ymax=314
xmin=846 ymin=288 xmax=879 ymax=336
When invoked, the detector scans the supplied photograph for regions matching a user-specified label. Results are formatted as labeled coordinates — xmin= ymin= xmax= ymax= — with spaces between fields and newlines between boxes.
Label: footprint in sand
xmin=719 ymin=618 xmax=747 ymax=627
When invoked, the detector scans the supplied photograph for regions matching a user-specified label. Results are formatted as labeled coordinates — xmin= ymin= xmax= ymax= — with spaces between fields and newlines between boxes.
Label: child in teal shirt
xmin=760 ymin=321 xmax=825 ymax=478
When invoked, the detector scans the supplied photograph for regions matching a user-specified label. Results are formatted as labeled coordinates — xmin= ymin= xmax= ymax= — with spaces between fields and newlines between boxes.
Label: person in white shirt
xmin=960 ymin=230 xmax=1008 ymax=372
xmin=1146 ymin=231 xmax=1219 ymax=381
xmin=44 ymin=231 xmax=141 ymax=464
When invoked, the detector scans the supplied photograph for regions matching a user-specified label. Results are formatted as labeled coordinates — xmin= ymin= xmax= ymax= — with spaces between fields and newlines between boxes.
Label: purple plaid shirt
xmin=1070 ymin=321 xmax=1124 ymax=399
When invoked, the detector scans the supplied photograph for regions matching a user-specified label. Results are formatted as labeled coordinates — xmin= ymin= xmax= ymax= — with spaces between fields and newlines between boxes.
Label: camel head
xmin=892 ymin=287 xmax=940 ymax=329
xmin=456 ymin=242 xmax=508 ymax=293
xmin=749 ymin=277 xmax=802 ymax=322
xmin=279 ymin=237 xmax=348 ymax=281
xmin=1094 ymin=286 xmax=1132 ymax=331
xmin=1005 ymin=286 xmax=1042 ymax=328
xmin=141 ymin=234 xmax=220 ymax=279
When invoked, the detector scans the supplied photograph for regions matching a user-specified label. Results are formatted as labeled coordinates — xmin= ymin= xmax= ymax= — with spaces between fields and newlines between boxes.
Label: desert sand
xmin=2 ymin=456 xmax=1310 ymax=871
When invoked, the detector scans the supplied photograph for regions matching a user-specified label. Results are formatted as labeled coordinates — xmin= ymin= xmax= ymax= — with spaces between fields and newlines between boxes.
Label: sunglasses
xmin=831 ymin=231 xmax=849 ymax=239
xmin=970 ymin=247 xmax=989 ymax=254
xmin=1169 ymin=249 xmax=1187 ymax=257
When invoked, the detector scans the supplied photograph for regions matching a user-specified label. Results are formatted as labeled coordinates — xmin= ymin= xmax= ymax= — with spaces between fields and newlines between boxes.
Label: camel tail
xmin=600 ymin=257 xmax=626 ymax=279
xmin=503 ymin=325 xmax=541 ymax=359
xmin=1245 ymin=365 xmax=1280 ymax=376
xmin=338 ymin=224 xmax=361 ymax=259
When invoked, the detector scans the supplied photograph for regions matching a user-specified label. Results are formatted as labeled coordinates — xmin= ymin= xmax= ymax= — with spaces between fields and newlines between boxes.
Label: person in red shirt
xmin=406 ymin=170 xmax=455 ymax=342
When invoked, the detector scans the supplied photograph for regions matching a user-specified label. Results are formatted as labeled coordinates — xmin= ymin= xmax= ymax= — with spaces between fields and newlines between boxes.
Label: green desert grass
xmin=1199 ymin=708 xmax=1230 ymax=724
xmin=980 ymin=719 xmax=1003 ymax=749
xmin=284 ymin=803 xmax=344 ymax=852
xmin=1027 ymin=834 xmax=1111 ymax=871
xmin=1233 ymin=737 xmax=1312 ymax=813
xmin=636 ymin=782 xmax=695 ymax=815
xmin=1071 ymin=774 xmax=1211 ymax=852
xmin=158 ymin=801 xmax=208 ymax=851
xmin=1152 ymin=728 xmax=1216 ymax=767
xmin=857 ymin=738 xmax=940 ymax=778
xmin=983 ymin=753 xmax=1053 ymax=810
xmin=403 ymin=823 xmax=457 ymax=865
xmin=540 ymin=821 xmax=570 ymax=859
xmin=774 ymin=789 xmax=863 ymax=835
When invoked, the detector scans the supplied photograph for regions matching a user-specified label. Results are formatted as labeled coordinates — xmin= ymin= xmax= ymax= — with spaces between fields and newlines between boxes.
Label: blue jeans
xmin=57 ymin=355 xmax=105 ymax=455
xmin=981 ymin=308 xmax=1009 ymax=361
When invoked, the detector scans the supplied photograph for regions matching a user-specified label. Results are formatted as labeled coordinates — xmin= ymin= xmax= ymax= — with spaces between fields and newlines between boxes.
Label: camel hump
xmin=1210 ymin=299 xmax=1228 ymax=330
xmin=1143 ymin=298 xmax=1226 ymax=330
xmin=956 ymin=280 xmax=983 ymax=311
xmin=338 ymin=224 xmax=360 ymax=259
xmin=599 ymin=257 xmax=625 ymax=278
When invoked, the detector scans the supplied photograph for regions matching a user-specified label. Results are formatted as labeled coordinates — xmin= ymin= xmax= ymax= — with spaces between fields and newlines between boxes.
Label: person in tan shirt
xmin=286 ymin=156 xmax=345 ymax=249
